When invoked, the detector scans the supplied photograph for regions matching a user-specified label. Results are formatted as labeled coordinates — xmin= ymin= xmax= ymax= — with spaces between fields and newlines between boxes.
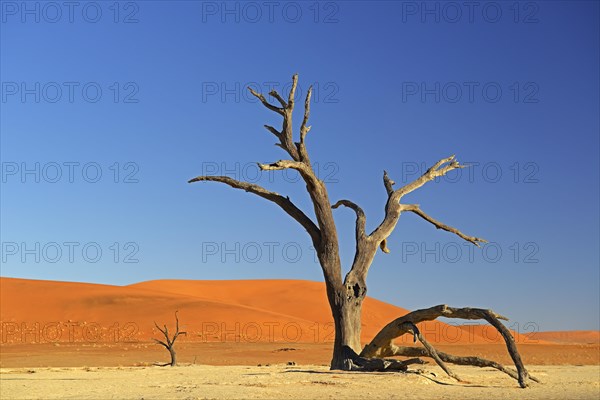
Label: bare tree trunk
xmin=329 ymin=294 xmax=364 ymax=369
xmin=327 ymin=269 xmax=368 ymax=369
xmin=169 ymin=348 xmax=177 ymax=367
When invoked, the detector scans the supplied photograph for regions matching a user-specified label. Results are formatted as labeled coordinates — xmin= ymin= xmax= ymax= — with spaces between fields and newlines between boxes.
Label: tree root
xmin=340 ymin=346 xmax=427 ymax=372
xmin=358 ymin=305 xmax=538 ymax=388
xmin=153 ymin=362 xmax=172 ymax=367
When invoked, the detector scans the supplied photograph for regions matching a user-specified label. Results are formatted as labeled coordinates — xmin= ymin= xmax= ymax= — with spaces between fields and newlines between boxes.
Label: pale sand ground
xmin=1 ymin=364 xmax=599 ymax=400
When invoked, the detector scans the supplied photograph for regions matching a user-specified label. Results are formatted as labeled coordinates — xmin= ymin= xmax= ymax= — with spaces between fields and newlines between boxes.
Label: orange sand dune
xmin=0 ymin=277 xmax=584 ymax=348
xmin=533 ymin=330 xmax=600 ymax=344
xmin=454 ymin=324 xmax=547 ymax=345
xmin=126 ymin=279 xmax=548 ymax=345
xmin=0 ymin=278 xmax=324 ymax=344
xmin=127 ymin=279 xmax=415 ymax=342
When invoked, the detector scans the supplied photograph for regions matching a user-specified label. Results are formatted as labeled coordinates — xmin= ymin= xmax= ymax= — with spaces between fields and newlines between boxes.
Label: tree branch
xmin=153 ymin=321 xmax=172 ymax=347
xmin=401 ymin=204 xmax=487 ymax=247
xmin=173 ymin=310 xmax=186 ymax=340
xmin=258 ymin=160 xmax=323 ymax=192
xmin=332 ymin=200 xmax=366 ymax=240
xmin=370 ymin=156 xmax=474 ymax=253
xmin=397 ymin=155 xmax=465 ymax=197
xmin=154 ymin=321 xmax=166 ymax=335
xmin=402 ymin=322 xmax=463 ymax=382
xmin=362 ymin=305 xmax=508 ymax=358
xmin=268 ymin=90 xmax=287 ymax=108
xmin=248 ymin=77 xmax=300 ymax=161
xmin=257 ymin=159 xmax=311 ymax=175
xmin=337 ymin=199 xmax=380 ymax=285
xmin=345 ymin=356 xmax=427 ymax=372
xmin=383 ymin=170 xmax=395 ymax=196
xmin=187 ymin=175 xmax=321 ymax=246
xmin=389 ymin=346 xmax=540 ymax=384
xmin=152 ymin=338 xmax=169 ymax=349
xmin=288 ymin=73 xmax=299 ymax=109
xmin=248 ymin=87 xmax=284 ymax=115
xmin=197 ymin=74 xmax=341 ymax=286
xmin=297 ymin=86 xmax=313 ymax=162
xmin=360 ymin=304 xmax=532 ymax=388
xmin=264 ymin=125 xmax=281 ymax=138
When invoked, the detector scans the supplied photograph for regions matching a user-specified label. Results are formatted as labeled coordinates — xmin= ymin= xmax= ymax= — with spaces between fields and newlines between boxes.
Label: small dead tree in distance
xmin=188 ymin=74 xmax=536 ymax=388
xmin=153 ymin=311 xmax=186 ymax=367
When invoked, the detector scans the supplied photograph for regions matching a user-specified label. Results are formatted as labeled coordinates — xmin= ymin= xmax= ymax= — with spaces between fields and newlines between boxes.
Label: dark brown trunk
xmin=330 ymin=300 xmax=363 ymax=369
xmin=169 ymin=348 xmax=177 ymax=366
xmin=326 ymin=275 xmax=366 ymax=370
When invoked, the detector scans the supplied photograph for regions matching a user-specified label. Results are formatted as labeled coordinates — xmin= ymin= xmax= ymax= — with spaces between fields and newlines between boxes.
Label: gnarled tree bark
xmin=189 ymin=74 xmax=534 ymax=388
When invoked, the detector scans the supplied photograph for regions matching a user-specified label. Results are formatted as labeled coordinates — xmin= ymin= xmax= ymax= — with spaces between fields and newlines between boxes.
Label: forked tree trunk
xmin=153 ymin=311 xmax=185 ymax=367
xmin=189 ymin=74 xmax=534 ymax=388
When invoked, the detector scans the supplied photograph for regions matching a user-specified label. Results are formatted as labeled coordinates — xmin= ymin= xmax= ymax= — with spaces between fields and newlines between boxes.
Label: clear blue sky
xmin=1 ymin=1 xmax=598 ymax=331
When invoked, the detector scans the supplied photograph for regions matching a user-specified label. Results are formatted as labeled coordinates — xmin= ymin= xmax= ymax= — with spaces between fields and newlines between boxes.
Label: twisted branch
xmin=370 ymin=156 xmax=482 ymax=254
xmin=332 ymin=200 xmax=366 ymax=240
xmin=360 ymin=305 xmax=533 ymax=388
xmin=389 ymin=346 xmax=541 ymax=384
xmin=248 ymin=87 xmax=284 ymax=115
xmin=247 ymin=76 xmax=301 ymax=161
xmin=187 ymin=175 xmax=320 ymax=246
xmin=401 ymin=204 xmax=487 ymax=247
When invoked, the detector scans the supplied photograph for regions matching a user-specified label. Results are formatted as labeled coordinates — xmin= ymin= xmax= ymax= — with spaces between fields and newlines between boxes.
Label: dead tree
xmin=153 ymin=311 xmax=186 ymax=367
xmin=189 ymin=74 xmax=536 ymax=387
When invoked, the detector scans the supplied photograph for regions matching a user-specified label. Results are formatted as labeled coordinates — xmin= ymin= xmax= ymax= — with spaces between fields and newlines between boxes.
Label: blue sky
xmin=1 ymin=1 xmax=598 ymax=331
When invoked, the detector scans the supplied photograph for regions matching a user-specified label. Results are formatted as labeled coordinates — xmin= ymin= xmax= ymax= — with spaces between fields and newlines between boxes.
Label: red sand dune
xmin=1 ymin=277 xmax=593 ymax=348
xmin=127 ymin=279 xmax=415 ymax=342
xmin=533 ymin=331 xmax=600 ymax=344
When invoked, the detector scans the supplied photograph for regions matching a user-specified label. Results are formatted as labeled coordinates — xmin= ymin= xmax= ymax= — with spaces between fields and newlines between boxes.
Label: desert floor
xmin=1 ymin=342 xmax=599 ymax=368
xmin=2 ymin=364 xmax=599 ymax=400
xmin=1 ymin=342 xmax=599 ymax=399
